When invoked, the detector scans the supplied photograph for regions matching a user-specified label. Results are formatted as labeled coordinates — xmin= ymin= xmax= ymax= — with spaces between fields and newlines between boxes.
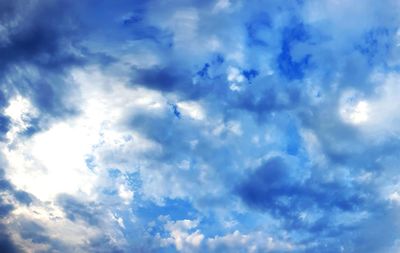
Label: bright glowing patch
xmin=348 ymin=101 xmax=369 ymax=124
xmin=3 ymin=68 xmax=163 ymax=202
xmin=227 ymin=66 xmax=245 ymax=91
xmin=4 ymin=95 xmax=38 ymax=140
xmin=177 ymin=101 xmax=205 ymax=120
xmin=340 ymin=92 xmax=369 ymax=124
xmin=388 ymin=192 xmax=400 ymax=204
xmin=118 ymin=184 xmax=134 ymax=204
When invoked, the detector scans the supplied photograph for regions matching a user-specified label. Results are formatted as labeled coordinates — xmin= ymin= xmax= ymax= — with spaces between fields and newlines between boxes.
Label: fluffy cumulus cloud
xmin=2 ymin=0 xmax=400 ymax=252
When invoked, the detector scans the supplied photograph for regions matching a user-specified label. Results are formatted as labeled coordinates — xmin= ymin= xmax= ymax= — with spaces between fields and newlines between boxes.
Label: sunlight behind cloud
xmin=3 ymin=67 xmax=164 ymax=202
xmin=340 ymin=91 xmax=370 ymax=125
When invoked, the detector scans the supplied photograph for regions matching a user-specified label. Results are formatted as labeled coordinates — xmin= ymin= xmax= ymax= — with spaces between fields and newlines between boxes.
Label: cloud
xmin=160 ymin=219 xmax=204 ymax=252
xmin=0 ymin=0 xmax=86 ymax=147
xmin=157 ymin=217 xmax=297 ymax=253
xmin=207 ymin=230 xmax=296 ymax=253
xmin=56 ymin=194 xmax=102 ymax=226
xmin=236 ymin=156 xmax=366 ymax=232
xmin=0 ymin=224 xmax=21 ymax=253
xmin=2 ymin=0 xmax=400 ymax=252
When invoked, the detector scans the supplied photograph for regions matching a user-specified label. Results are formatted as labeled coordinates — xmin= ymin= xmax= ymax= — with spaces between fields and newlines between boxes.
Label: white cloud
xmin=177 ymin=101 xmax=206 ymax=121
xmin=158 ymin=219 xmax=298 ymax=253
xmin=4 ymin=95 xmax=38 ymax=141
xmin=212 ymin=120 xmax=242 ymax=136
xmin=118 ymin=184 xmax=134 ymax=205
xmin=0 ymin=65 xmax=172 ymax=250
xmin=300 ymin=129 xmax=327 ymax=167
xmin=3 ymin=66 xmax=166 ymax=202
xmin=213 ymin=0 xmax=231 ymax=12
xmin=207 ymin=230 xmax=296 ymax=253
xmin=227 ymin=66 xmax=245 ymax=91
xmin=339 ymin=91 xmax=369 ymax=125
xmin=160 ymin=219 xmax=204 ymax=252
xmin=339 ymin=73 xmax=400 ymax=141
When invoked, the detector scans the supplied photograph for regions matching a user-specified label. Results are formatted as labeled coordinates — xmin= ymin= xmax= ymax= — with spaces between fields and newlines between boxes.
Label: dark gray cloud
xmin=0 ymin=168 xmax=35 ymax=252
xmin=0 ymin=224 xmax=21 ymax=253
xmin=236 ymin=157 xmax=366 ymax=229
xmin=0 ymin=0 xmax=87 ymax=139
xmin=56 ymin=194 xmax=102 ymax=226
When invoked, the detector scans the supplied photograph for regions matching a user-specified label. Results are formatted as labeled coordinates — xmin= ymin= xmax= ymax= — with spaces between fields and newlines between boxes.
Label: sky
xmin=1 ymin=0 xmax=400 ymax=252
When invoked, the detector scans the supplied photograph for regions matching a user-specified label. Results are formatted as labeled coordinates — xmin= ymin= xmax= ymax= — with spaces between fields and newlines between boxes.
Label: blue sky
xmin=1 ymin=0 xmax=400 ymax=252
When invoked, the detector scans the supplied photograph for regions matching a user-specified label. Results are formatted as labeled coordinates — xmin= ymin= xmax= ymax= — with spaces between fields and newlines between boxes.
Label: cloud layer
xmin=2 ymin=0 xmax=400 ymax=252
